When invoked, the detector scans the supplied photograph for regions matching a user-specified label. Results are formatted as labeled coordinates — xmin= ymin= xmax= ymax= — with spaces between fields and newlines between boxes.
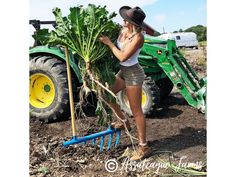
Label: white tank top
xmin=117 ymin=40 xmax=141 ymax=67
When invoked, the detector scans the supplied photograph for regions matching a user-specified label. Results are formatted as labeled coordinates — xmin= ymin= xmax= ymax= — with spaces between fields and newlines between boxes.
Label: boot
xmin=130 ymin=144 xmax=152 ymax=161
xmin=111 ymin=119 xmax=131 ymax=131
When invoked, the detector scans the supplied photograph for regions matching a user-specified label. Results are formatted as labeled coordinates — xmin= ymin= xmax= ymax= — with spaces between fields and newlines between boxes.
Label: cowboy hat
xmin=119 ymin=6 xmax=146 ymax=27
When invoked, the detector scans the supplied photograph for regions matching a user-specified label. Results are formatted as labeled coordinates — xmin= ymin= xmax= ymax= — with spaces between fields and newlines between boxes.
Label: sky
xmin=29 ymin=0 xmax=206 ymax=46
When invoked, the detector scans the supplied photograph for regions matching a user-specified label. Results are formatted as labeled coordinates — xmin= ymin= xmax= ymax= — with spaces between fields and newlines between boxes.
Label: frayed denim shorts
xmin=116 ymin=63 xmax=146 ymax=86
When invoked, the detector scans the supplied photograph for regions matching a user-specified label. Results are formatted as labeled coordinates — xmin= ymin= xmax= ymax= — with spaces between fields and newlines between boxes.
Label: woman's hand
xmin=99 ymin=35 xmax=112 ymax=46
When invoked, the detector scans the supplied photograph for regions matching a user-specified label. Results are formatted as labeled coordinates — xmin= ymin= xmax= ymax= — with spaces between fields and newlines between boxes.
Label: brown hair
xmin=132 ymin=25 xmax=142 ymax=33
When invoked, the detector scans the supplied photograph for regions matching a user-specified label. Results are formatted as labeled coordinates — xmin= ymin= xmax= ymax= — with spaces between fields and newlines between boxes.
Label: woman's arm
xmin=99 ymin=34 xmax=144 ymax=62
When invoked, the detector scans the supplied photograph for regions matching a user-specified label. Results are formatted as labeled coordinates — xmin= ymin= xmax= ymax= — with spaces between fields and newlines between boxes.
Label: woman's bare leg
xmin=109 ymin=76 xmax=126 ymax=121
xmin=126 ymin=85 xmax=146 ymax=144
xmin=126 ymin=85 xmax=151 ymax=161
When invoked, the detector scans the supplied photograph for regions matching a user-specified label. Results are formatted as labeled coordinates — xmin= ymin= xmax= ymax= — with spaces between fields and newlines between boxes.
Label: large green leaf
xmin=33 ymin=4 xmax=120 ymax=124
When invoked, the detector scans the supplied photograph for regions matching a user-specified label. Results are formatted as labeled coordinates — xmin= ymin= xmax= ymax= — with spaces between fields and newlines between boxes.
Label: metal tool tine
xmin=92 ymin=138 xmax=96 ymax=145
xmin=100 ymin=135 xmax=105 ymax=152
xmin=107 ymin=133 xmax=113 ymax=150
xmin=63 ymin=126 xmax=122 ymax=151
xmin=115 ymin=130 xmax=121 ymax=147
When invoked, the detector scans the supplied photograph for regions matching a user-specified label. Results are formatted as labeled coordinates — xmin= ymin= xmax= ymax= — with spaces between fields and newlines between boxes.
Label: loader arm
xmin=141 ymin=36 xmax=206 ymax=113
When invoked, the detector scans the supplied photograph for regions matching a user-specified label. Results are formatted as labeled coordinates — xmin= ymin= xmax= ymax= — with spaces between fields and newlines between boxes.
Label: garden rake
xmin=63 ymin=46 xmax=122 ymax=152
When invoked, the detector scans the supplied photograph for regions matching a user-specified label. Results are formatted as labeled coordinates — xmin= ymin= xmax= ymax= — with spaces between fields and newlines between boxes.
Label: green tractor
xmin=29 ymin=20 xmax=206 ymax=122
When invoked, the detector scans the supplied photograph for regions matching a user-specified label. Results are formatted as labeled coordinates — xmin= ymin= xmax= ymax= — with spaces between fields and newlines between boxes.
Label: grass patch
xmin=198 ymin=41 xmax=207 ymax=66
xmin=179 ymin=48 xmax=186 ymax=56
xmin=199 ymin=41 xmax=207 ymax=48
xmin=197 ymin=56 xmax=206 ymax=66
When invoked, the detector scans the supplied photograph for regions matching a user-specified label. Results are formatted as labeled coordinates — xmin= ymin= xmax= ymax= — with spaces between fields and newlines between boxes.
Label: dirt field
xmin=30 ymin=48 xmax=207 ymax=177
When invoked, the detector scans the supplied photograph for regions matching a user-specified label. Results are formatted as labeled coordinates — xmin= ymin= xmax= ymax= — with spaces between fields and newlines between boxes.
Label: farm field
xmin=30 ymin=47 xmax=207 ymax=177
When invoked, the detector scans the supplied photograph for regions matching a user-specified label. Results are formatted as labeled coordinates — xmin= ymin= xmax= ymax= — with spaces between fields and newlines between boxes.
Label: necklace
xmin=128 ymin=32 xmax=138 ymax=40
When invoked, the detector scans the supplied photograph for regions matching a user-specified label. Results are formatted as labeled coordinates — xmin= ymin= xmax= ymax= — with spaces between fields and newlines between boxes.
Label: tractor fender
xmin=29 ymin=46 xmax=82 ymax=83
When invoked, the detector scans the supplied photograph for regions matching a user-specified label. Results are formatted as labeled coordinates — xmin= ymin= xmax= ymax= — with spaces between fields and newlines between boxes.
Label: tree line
xmin=154 ymin=25 xmax=207 ymax=42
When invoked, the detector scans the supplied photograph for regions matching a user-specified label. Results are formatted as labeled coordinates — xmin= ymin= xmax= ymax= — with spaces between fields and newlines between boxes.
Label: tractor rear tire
xmin=156 ymin=77 xmax=174 ymax=99
xmin=29 ymin=55 xmax=79 ymax=122
xmin=117 ymin=77 xmax=160 ymax=117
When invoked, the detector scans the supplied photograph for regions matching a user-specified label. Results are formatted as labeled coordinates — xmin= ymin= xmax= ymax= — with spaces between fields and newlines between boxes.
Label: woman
xmin=99 ymin=6 xmax=151 ymax=161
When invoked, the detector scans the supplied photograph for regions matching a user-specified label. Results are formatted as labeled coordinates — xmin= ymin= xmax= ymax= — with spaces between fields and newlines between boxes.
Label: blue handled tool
xmin=63 ymin=126 xmax=121 ymax=152
xmin=63 ymin=46 xmax=121 ymax=152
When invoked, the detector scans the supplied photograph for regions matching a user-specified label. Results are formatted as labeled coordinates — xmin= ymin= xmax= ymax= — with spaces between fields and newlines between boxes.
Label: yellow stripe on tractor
xmin=122 ymin=89 xmax=147 ymax=109
xmin=30 ymin=73 xmax=55 ymax=108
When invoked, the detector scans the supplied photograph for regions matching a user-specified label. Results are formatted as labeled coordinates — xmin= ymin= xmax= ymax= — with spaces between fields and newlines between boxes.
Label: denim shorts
xmin=116 ymin=63 xmax=146 ymax=86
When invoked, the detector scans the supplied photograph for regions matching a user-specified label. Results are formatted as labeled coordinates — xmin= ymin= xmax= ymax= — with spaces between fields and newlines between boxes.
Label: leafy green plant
xmin=33 ymin=4 xmax=120 ymax=125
